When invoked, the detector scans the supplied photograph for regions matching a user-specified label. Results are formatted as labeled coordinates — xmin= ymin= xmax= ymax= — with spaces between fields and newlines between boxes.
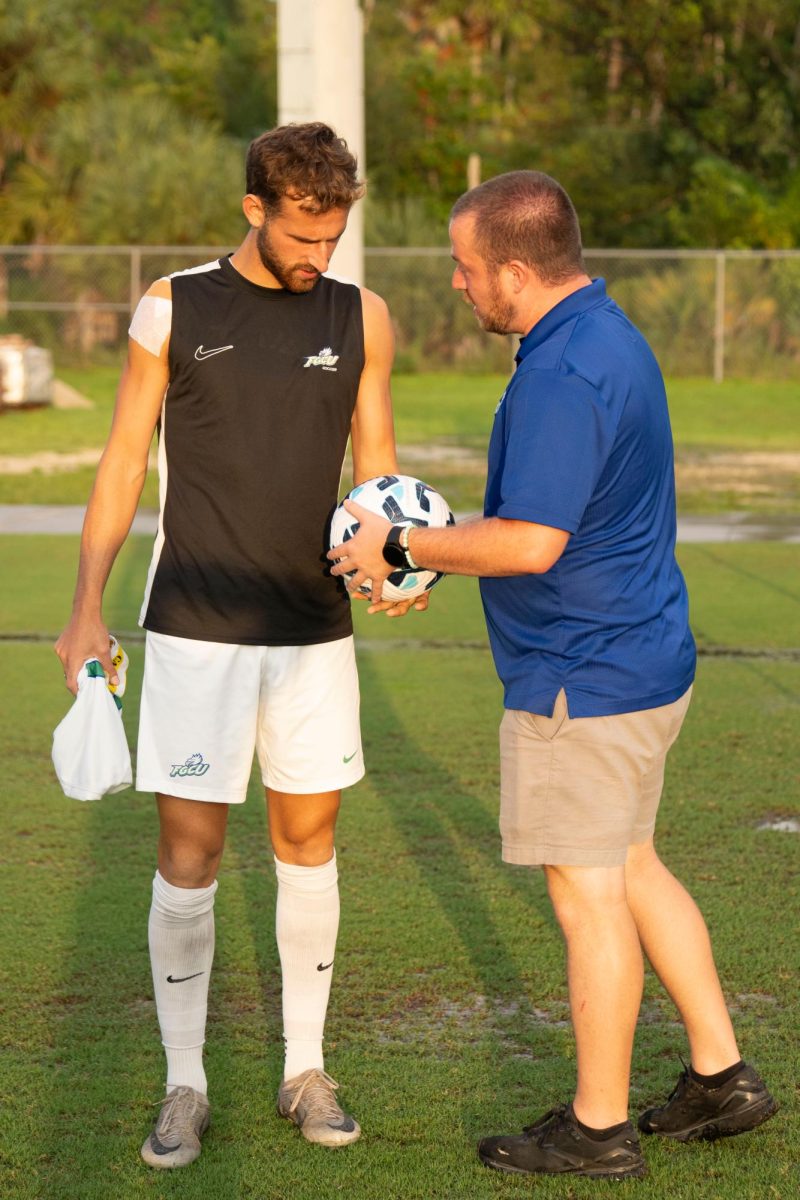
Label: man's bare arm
xmin=55 ymin=287 xmax=170 ymax=692
xmin=349 ymin=287 xmax=398 ymax=484
xmin=346 ymin=286 xmax=432 ymax=617
xmin=404 ymin=515 xmax=569 ymax=577
xmin=328 ymin=500 xmax=569 ymax=606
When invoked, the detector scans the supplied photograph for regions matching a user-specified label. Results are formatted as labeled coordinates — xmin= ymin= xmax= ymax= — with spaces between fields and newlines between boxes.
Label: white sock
xmin=149 ymin=870 xmax=217 ymax=1096
xmin=275 ymin=853 xmax=340 ymax=1081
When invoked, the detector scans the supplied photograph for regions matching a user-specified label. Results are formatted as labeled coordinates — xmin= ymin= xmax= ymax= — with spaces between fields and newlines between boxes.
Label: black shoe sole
xmin=478 ymin=1149 xmax=647 ymax=1179
xmin=640 ymin=1095 xmax=778 ymax=1143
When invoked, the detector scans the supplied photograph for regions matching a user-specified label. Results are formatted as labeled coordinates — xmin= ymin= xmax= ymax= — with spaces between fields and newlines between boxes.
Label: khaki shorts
xmin=499 ymin=686 xmax=692 ymax=868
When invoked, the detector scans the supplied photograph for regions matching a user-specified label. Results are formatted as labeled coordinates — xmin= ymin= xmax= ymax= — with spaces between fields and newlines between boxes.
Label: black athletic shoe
xmin=638 ymin=1062 xmax=778 ymax=1142
xmin=478 ymin=1104 xmax=646 ymax=1179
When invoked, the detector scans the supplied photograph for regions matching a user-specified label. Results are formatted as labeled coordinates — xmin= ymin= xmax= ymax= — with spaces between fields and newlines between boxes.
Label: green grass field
xmin=1 ymin=368 xmax=799 ymax=512
xmin=0 ymin=534 xmax=797 ymax=1200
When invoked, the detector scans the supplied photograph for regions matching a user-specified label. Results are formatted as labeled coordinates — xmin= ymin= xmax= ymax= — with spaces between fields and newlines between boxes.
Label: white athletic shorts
xmin=136 ymin=632 xmax=364 ymax=803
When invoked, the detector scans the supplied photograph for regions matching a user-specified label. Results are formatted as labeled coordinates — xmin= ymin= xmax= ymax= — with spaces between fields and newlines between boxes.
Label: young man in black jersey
xmin=56 ymin=122 xmax=420 ymax=1168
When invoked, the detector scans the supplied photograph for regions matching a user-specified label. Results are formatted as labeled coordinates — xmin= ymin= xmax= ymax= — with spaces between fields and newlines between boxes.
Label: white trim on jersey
xmin=135 ymin=261 xmax=222 ymax=620
xmin=169 ymin=259 xmax=223 ymax=279
xmin=322 ymin=270 xmax=359 ymax=288
xmin=138 ymin=397 xmax=169 ymax=628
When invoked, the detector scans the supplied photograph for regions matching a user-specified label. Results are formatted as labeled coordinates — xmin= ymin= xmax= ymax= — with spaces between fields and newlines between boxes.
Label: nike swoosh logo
xmin=166 ymin=972 xmax=204 ymax=983
xmin=343 ymin=751 xmax=358 ymax=764
xmin=317 ymin=960 xmax=334 ymax=972
xmin=195 ymin=344 xmax=233 ymax=360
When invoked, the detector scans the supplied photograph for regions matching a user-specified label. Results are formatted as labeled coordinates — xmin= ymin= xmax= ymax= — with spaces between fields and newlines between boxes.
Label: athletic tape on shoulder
xmin=129 ymin=293 xmax=172 ymax=357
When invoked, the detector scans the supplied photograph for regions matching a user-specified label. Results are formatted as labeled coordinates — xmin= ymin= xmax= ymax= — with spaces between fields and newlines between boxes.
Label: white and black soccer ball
xmin=330 ymin=474 xmax=454 ymax=601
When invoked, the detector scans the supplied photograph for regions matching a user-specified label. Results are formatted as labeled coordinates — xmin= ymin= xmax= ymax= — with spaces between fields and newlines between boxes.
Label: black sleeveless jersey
xmin=139 ymin=257 xmax=364 ymax=645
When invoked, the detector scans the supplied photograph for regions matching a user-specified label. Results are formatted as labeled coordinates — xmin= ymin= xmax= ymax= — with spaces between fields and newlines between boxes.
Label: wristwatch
xmin=382 ymin=525 xmax=408 ymax=569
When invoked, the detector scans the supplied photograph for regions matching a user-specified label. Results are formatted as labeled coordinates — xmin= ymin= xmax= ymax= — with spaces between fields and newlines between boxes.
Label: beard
xmin=256 ymin=222 xmax=320 ymax=293
xmin=471 ymin=276 xmax=516 ymax=335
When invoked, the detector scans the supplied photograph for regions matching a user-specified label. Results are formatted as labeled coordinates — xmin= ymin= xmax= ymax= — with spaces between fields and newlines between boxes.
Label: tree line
xmin=1 ymin=1 xmax=798 ymax=248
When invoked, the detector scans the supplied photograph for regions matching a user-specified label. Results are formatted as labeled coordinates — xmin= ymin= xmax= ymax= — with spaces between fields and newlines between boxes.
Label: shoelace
xmin=287 ymin=1069 xmax=343 ymax=1121
xmin=153 ymin=1087 xmax=201 ymax=1142
xmin=522 ymin=1105 xmax=570 ymax=1142
xmin=667 ymin=1055 xmax=692 ymax=1103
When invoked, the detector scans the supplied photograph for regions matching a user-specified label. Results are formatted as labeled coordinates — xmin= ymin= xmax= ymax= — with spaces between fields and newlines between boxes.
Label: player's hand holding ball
xmin=328 ymin=474 xmax=453 ymax=615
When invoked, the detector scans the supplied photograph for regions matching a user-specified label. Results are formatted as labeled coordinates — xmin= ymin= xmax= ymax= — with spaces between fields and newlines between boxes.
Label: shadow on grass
xmin=349 ymin=650 xmax=564 ymax=1128
xmin=35 ymin=663 xmax=251 ymax=1196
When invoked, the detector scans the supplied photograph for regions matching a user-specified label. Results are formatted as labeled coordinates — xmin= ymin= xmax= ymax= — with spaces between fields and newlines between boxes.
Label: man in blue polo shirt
xmin=329 ymin=170 xmax=776 ymax=1180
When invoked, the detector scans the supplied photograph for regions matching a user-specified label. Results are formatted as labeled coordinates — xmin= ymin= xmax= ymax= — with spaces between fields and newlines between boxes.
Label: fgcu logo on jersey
xmin=170 ymin=752 xmax=211 ymax=778
xmin=303 ymin=346 xmax=339 ymax=371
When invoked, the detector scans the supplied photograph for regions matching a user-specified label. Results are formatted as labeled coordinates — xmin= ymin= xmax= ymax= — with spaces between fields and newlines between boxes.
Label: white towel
xmin=52 ymin=650 xmax=132 ymax=801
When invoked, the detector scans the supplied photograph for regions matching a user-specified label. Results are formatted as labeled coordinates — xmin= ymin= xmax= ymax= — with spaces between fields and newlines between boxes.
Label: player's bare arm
xmin=350 ymin=287 xmax=398 ymax=484
xmin=345 ymin=287 xmax=428 ymax=616
xmin=55 ymin=281 xmax=171 ymax=693
xmin=329 ymin=502 xmax=569 ymax=606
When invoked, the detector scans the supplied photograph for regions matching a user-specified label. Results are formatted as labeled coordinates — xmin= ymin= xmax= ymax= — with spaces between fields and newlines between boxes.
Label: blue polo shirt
xmin=480 ymin=278 xmax=696 ymax=717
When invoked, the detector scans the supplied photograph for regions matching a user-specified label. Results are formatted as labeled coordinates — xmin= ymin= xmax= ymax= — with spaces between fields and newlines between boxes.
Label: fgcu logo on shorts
xmin=170 ymin=752 xmax=211 ymax=778
xmin=303 ymin=345 xmax=339 ymax=370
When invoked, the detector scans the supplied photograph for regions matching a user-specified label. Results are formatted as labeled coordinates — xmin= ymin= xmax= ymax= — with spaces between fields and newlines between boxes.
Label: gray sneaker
xmin=140 ymin=1085 xmax=210 ymax=1168
xmin=277 ymin=1068 xmax=360 ymax=1147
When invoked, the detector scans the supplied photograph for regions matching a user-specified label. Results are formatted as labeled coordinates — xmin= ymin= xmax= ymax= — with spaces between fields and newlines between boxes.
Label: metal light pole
xmin=277 ymin=0 xmax=365 ymax=286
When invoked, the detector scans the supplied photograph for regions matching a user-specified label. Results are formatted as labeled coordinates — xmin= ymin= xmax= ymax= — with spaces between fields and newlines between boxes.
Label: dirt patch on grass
xmin=0 ymin=449 xmax=104 ymax=475
xmin=676 ymin=450 xmax=800 ymax=502
xmin=371 ymin=993 xmax=684 ymax=1047
xmin=0 ymin=449 xmax=157 ymax=475
xmin=400 ymin=443 xmax=487 ymax=474
xmin=3 ymin=442 xmax=799 ymax=516
xmin=756 ymin=817 xmax=800 ymax=833
xmin=52 ymin=380 xmax=93 ymax=410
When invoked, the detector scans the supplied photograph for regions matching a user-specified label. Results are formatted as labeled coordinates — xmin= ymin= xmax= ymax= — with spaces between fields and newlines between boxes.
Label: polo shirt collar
xmin=515 ymin=278 xmax=607 ymax=365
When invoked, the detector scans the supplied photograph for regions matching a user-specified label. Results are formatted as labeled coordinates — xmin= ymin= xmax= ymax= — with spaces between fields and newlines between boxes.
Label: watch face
xmin=382 ymin=541 xmax=407 ymax=569
xmin=382 ymin=525 xmax=407 ymax=569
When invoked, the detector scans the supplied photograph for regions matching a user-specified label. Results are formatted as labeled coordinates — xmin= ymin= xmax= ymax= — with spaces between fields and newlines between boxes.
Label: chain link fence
xmin=1 ymin=245 xmax=799 ymax=379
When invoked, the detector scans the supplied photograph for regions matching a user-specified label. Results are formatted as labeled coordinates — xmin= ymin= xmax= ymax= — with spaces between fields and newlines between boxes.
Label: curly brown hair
xmin=451 ymin=171 xmax=584 ymax=286
xmin=246 ymin=122 xmax=365 ymax=215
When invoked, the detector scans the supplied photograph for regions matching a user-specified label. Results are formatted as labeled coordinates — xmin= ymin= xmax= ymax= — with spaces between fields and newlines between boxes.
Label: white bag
xmin=52 ymin=652 xmax=133 ymax=801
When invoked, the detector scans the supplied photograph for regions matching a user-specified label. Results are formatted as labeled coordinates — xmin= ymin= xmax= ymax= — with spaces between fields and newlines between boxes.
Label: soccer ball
xmin=330 ymin=474 xmax=454 ymax=601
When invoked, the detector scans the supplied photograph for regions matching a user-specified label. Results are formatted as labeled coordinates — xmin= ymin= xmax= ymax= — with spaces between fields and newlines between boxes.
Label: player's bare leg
xmin=267 ymin=787 xmax=339 ymax=867
xmin=544 ymin=863 xmax=643 ymax=1130
xmin=158 ymin=793 xmax=228 ymax=886
xmin=142 ymin=795 xmax=227 ymax=1168
xmin=268 ymin=787 xmax=360 ymax=1146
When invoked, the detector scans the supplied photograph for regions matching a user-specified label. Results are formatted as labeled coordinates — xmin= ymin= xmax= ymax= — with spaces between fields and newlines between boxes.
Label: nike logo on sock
xmin=166 ymin=972 xmax=204 ymax=983
xmin=343 ymin=751 xmax=358 ymax=763
xmin=317 ymin=961 xmax=334 ymax=972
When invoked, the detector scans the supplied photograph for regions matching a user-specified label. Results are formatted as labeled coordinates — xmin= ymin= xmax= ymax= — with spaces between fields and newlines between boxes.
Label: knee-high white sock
xmin=275 ymin=853 xmax=340 ymax=1081
xmin=149 ymin=870 xmax=217 ymax=1096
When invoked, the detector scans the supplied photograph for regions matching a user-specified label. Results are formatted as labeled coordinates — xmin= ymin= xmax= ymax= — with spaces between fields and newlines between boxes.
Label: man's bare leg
xmin=544 ymin=863 xmax=643 ymax=1129
xmin=267 ymin=787 xmax=340 ymax=867
xmin=158 ymin=793 xmax=228 ymax=886
xmin=627 ymin=838 xmax=777 ymax=1141
xmin=624 ymin=838 xmax=739 ymax=1074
